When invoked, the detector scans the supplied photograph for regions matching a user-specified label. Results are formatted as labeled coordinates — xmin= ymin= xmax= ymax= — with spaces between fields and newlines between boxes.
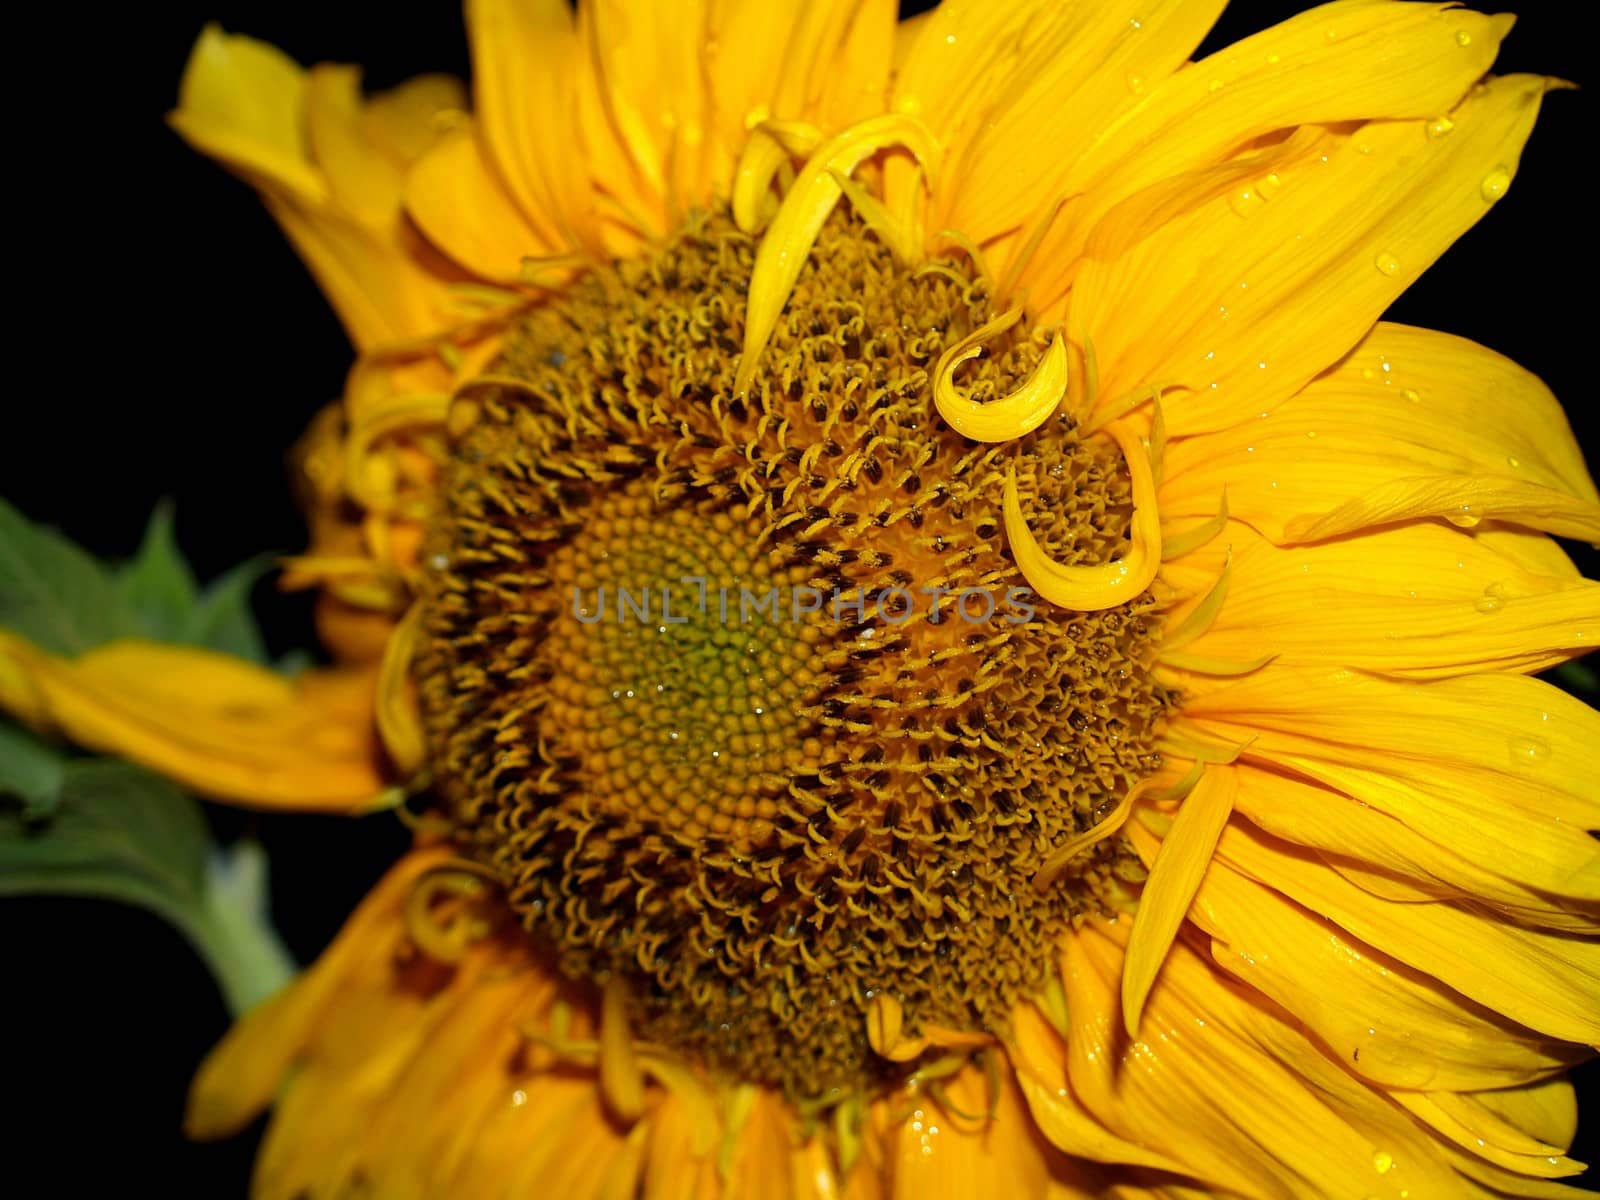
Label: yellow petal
xmin=171 ymin=28 xmax=469 ymax=349
xmin=1004 ymin=421 xmax=1160 ymax=612
xmin=1183 ymin=669 xmax=1600 ymax=904
xmin=1474 ymin=1077 xmax=1580 ymax=1156
xmin=0 ymin=633 xmax=385 ymax=810
xmin=734 ymin=113 xmax=939 ymax=397
xmin=1145 ymin=803 xmax=1579 ymax=1093
xmin=933 ymin=310 xmax=1068 ymax=442
xmin=1008 ymin=1012 xmax=1182 ymax=1176
xmin=1021 ymin=1 xmax=1514 ymax=286
xmin=1120 ymin=767 xmax=1234 ymax=1036
xmin=1392 ymin=1091 xmax=1584 ymax=1178
xmin=1160 ymin=518 xmax=1600 ymax=680
xmin=1209 ymin=813 xmax=1600 ymax=1045
xmin=894 ymin=0 xmax=1221 ymax=247
xmin=169 ymin=24 xmax=323 ymax=201
xmin=1225 ymin=758 xmax=1592 ymax=935
xmin=465 ymin=0 xmax=597 ymax=254
xmin=1066 ymin=75 xmax=1555 ymax=436
xmin=1164 ymin=323 xmax=1600 ymax=543
xmin=187 ymin=849 xmax=447 ymax=1137
xmin=405 ymin=122 xmax=557 ymax=282
xmin=1061 ymin=921 xmax=1463 ymax=1197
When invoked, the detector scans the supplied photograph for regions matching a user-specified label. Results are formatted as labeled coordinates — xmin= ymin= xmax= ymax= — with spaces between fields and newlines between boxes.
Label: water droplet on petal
xmin=1474 ymin=595 xmax=1503 ymax=614
xmin=1445 ymin=504 xmax=1480 ymax=528
xmin=1509 ymin=735 xmax=1551 ymax=764
xmin=1374 ymin=252 xmax=1402 ymax=277
xmin=1228 ymin=187 xmax=1262 ymax=218
xmin=1257 ymin=172 xmax=1283 ymax=199
xmin=1456 ymin=29 xmax=1473 ymax=46
xmin=1402 ymin=388 xmax=1421 ymax=404
xmin=1427 ymin=116 xmax=1455 ymax=139
xmin=1208 ymin=78 xmax=1224 ymax=93
xmin=1126 ymin=71 xmax=1145 ymax=93
xmin=1481 ymin=167 xmax=1512 ymax=202
xmin=1373 ymin=1151 xmax=1395 ymax=1174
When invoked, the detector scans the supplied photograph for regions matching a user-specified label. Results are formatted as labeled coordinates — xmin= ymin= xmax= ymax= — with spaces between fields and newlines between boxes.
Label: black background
xmin=5 ymin=1 xmax=1596 ymax=1193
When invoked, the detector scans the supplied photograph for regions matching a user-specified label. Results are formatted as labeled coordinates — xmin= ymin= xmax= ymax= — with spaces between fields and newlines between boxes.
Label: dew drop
xmin=1374 ymin=252 xmax=1401 ymax=277
xmin=1266 ymin=52 xmax=1281 ymax=65
xmin=1456 ymin=29 xmax=1473 ymax=46
xmin=1228 ymin=187 xmax=1262 ymax=218
xmin=1481 ymin=167 xmax=1511 ymax=203
xmin=1257 ymin=171 xmax=1284 ymax=199
xmin=1474 ymin=595 xmax=1503 ymax=614
xmin=1402 ymin=388 xmax=1421 ymax=404
xmin=1445 ymin=504 xmax=1480 ymax=528
xmin=1426 ymin=116 xmax=1455 ymax=139
xmin=1506 ymin=455 xmax=1520 ymax=468
xmin=1373 ymin=1150 xmax=1395 ymax=1175
xmin=1126 ymin=71 xmax=1146 ymax=93
xmin=1509 ymin=735 xmax=1551 ymax=764
xmin=1208 ymin=78 xmax=1224 ymax=93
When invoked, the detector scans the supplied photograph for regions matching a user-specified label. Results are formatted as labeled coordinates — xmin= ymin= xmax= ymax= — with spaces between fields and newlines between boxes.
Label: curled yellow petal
xmin=865 ymin=992 xmax=990 ymax=1063
xmin=731 ymin=119 xmax=822 ymax=233
xmin=1004 ymin=421 xmax=1161 ymax=611
xmin=375 ymin=604 xmax=425 ymax=776
xmin=933 ymin=308 xmax=1068 ymax=443
xmin=343 ymin=391 xmax=452 ymax=511
xmin=0 ymin=632 xmax=385 ymax=810
xmin=734 ymin=113 xmax=939 ymax=397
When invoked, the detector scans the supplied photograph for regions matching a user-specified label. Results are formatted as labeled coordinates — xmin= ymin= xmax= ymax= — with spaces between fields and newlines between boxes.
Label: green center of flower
xmin=416 ymin=209 xmax=1167 ymax=1102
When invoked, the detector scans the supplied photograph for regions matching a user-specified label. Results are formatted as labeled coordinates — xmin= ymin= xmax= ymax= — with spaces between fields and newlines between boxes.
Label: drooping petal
xmin=170 ymin=27 xmax=470 ymax=349
xmin=0 ymin=634 xmax=386 ymax=810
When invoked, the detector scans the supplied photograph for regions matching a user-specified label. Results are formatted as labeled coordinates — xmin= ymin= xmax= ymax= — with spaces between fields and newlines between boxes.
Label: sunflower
xmin=3 ymin=0 xmax=1597 ymax=1195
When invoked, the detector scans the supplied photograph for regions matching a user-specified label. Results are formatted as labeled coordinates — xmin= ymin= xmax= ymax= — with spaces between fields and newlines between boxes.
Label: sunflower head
xmin=417 ymin=206 xmax=1169 ymax=1100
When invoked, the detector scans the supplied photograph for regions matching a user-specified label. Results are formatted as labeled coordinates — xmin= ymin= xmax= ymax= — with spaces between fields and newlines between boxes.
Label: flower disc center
xmin=545 ymin=491 xmax=819 ymax=844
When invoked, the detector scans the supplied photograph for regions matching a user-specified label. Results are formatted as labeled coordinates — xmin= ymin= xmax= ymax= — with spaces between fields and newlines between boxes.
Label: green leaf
xmin=186 ymin=557 xmax=272 ymax=665
xmin=116 ymin=501 xmax=200 ymax=643
xmin=2 ymin=497 xmax=273 ymax=666
xmin=0 ymin=720 xmax=66 ymax=819
xmin=0 ymin=498 xmax=133 ymax=655
xmin=0 ymin=758 xmax=295 ymax=1013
